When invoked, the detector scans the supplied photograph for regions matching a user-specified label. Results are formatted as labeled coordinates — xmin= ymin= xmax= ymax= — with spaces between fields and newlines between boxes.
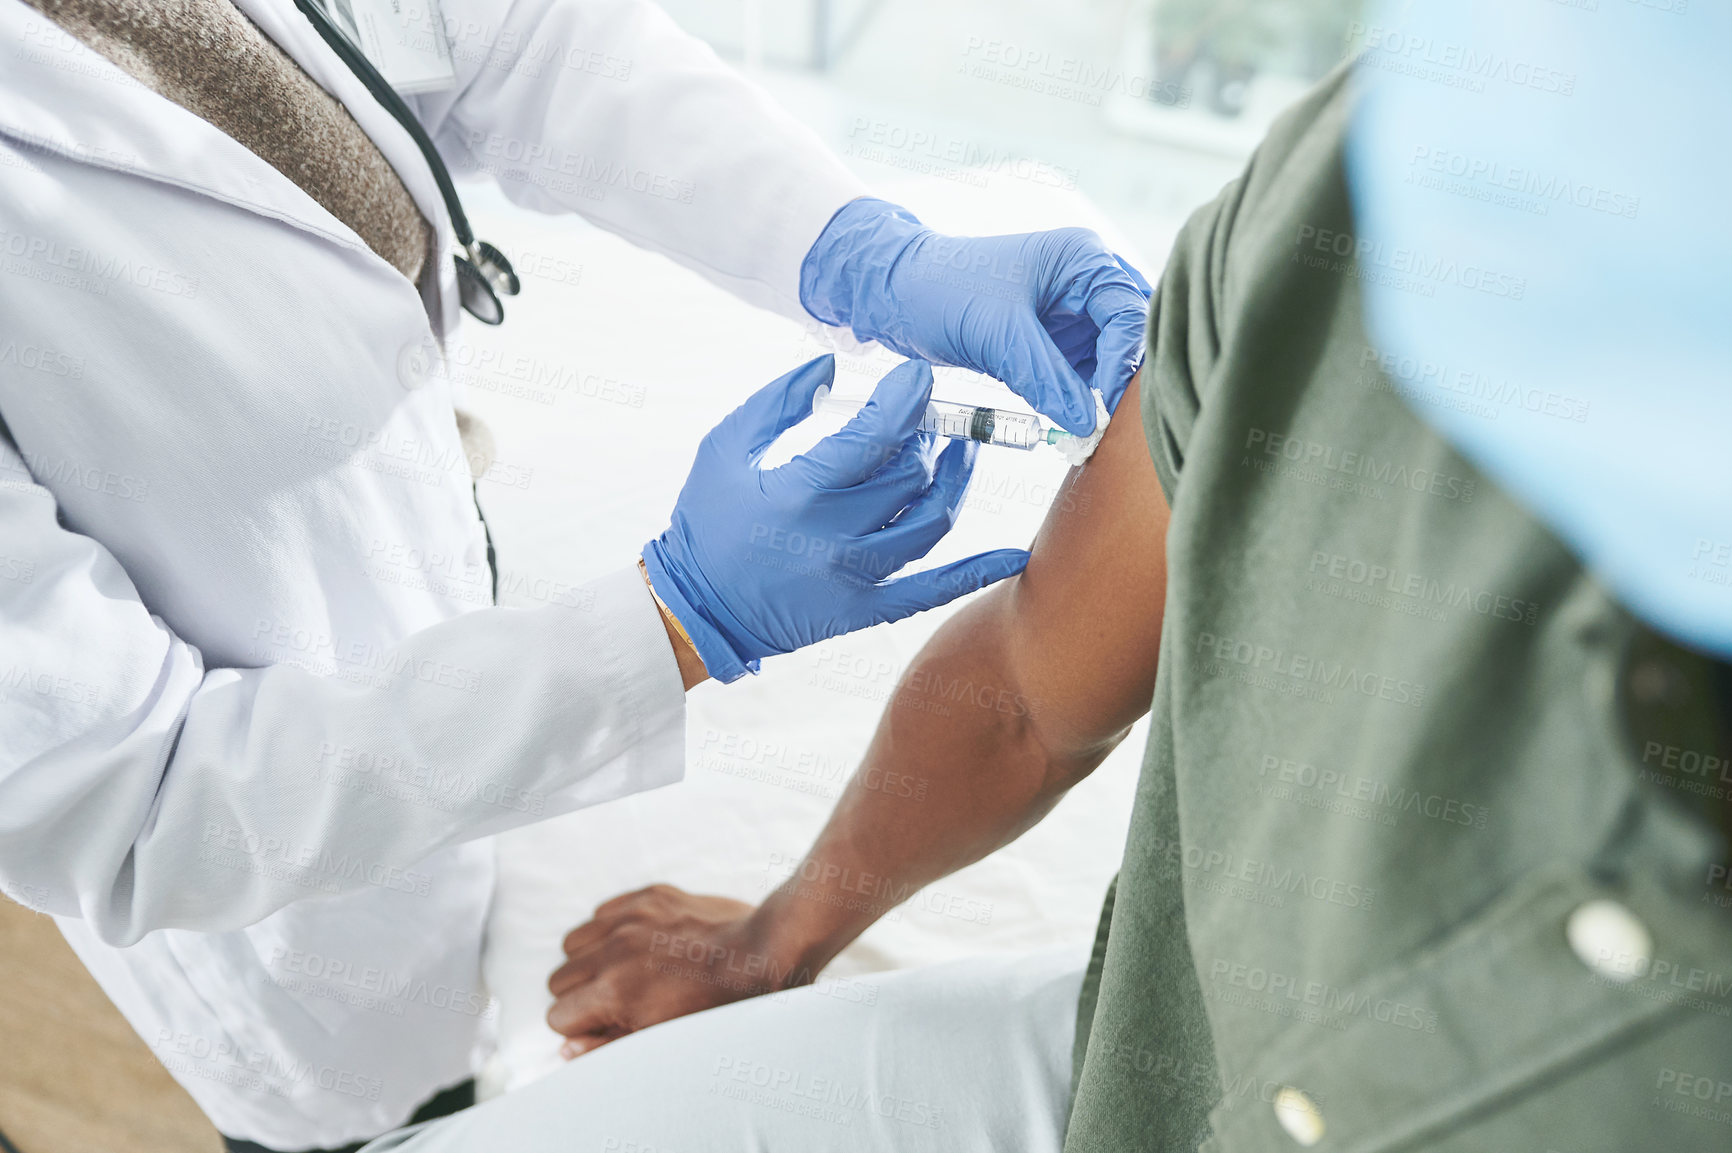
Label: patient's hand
xmin=546 ymin=885 xmax=798 ymax=1058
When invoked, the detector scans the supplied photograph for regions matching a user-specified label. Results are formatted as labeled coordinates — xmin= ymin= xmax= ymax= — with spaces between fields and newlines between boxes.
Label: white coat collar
xmin=0 ymin=0 xmax=460 ymax=335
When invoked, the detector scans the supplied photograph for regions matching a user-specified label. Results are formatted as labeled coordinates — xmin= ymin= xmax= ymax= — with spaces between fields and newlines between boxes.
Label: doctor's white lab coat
xmin=0 ymin=0 xmax=864 ymax=1143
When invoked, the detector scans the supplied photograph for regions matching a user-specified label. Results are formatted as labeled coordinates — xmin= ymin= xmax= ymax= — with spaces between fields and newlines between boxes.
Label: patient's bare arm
xmin=547 ymin=375 xmax=1170 ymax=1056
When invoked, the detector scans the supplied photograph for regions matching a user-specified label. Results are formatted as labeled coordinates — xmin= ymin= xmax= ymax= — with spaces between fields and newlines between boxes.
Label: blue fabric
xmin=643 ymin=355 xmax=1030 ymax=683
xmin=800 ymin=198 xmax=1151 ymax=436
xmin=1346 ymin=0 xmax=1732 ymax=657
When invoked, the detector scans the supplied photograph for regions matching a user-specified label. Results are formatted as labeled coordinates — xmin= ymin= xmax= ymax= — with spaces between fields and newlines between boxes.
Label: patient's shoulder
xmin=1239 ymin=64 xmax=1358 ymax=221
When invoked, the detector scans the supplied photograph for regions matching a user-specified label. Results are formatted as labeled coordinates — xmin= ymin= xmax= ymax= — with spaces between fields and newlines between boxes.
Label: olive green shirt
xmin=1066 ymin=68 xmax=1732 ymax=1153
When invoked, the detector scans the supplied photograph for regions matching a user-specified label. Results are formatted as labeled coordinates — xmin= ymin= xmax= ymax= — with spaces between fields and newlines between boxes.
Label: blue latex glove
xmin=643 ymin=354 xmax=1030 ymax=683
xmin=800 ymin=198 xmax=1152 ymax=436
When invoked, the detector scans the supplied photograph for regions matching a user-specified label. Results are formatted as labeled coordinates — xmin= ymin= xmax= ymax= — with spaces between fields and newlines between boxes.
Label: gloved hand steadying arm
xmin=800 ymin=197 xmax=1153 ymax=436
xmin=642 ymin=354 xmax=1029 ymax=684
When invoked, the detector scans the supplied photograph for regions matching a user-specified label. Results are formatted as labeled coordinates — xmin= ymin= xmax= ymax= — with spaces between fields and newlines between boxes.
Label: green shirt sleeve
xmin=1140 ymin=66 xmax=1357 ymax=506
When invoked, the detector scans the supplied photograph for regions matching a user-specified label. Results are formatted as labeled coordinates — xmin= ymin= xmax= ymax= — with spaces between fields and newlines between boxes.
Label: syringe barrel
xmin=921 ymin=401 xmax=1043 ymax=450
xmin=811 ymin=387 xmax=1045 ymax=452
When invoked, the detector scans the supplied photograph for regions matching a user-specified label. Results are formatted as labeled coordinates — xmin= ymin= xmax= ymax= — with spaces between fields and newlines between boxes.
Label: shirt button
xmin=1273 ymin=1086 xmax=1325 ymax=1146
xmin=1626 ymin=655 xmax=1687 ymax=709
xmin=1565 ymin=899 xmax=1652 ymax=983
xmin=397 ymin=340 xmax=436 ymax=390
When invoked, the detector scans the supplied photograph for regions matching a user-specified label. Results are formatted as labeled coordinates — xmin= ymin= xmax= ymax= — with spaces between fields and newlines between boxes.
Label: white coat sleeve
xmin=411 ymin=0 xmax=869 ymax=320
xmin=0 ymin=429 xmax=686 ymax=946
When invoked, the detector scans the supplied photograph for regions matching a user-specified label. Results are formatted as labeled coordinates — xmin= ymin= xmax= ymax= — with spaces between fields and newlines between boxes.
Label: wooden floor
xmin=0 ymin=895 xmax=222 ymax=1153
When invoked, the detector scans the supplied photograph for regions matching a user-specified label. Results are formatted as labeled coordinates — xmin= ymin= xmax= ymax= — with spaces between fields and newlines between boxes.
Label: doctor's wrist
xmin=638 ymin=558 xmax=709 ymax=690
xmin=640 ymin=543 xmax=757 ymax=684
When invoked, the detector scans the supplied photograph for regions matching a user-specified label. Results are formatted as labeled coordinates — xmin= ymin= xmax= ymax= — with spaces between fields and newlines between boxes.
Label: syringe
xmin=812 ymin=386 xmax=1107 ymax=463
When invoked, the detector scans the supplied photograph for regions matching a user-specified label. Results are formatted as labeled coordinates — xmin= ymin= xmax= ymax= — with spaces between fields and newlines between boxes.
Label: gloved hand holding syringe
xmin=811 ymin=381 xmax=1110 ymax=466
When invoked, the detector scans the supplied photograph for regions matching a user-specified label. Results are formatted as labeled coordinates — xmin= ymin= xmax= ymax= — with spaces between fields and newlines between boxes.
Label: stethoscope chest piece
xmin=455 ymin=242 xmax=520 ymax=326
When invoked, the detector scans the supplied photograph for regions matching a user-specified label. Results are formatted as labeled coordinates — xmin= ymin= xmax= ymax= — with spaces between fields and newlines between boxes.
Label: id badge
xmin=321 ymin=0 xmax=457 ymax=93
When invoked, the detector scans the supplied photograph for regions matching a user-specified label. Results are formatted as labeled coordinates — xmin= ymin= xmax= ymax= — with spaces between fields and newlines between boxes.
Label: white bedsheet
xmin=456 ymin=168 xmax=1169 ymax=1095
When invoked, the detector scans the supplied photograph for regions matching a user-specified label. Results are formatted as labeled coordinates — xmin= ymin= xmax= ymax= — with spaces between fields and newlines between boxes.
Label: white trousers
xmin=360 ymin=948 xmax=1085 ymax=1153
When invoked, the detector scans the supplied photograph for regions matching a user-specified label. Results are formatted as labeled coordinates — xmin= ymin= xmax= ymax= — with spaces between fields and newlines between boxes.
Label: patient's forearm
xmin=748 ymin=374 xmax=1169 ymax=981
xmin=753 ymin=585 xmax=1110 ymax=976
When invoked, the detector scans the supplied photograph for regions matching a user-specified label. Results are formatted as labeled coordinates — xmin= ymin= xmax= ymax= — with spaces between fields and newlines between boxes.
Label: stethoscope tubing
xmin=292 ymin=0 xmax=520 ymax=322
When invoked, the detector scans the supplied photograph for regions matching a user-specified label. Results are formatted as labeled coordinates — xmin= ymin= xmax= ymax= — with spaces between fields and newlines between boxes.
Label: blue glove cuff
xmin=799 ymin=197 xmax=928 ymax=343
xmin=641 ymin=540 xmax=759 ymax=685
